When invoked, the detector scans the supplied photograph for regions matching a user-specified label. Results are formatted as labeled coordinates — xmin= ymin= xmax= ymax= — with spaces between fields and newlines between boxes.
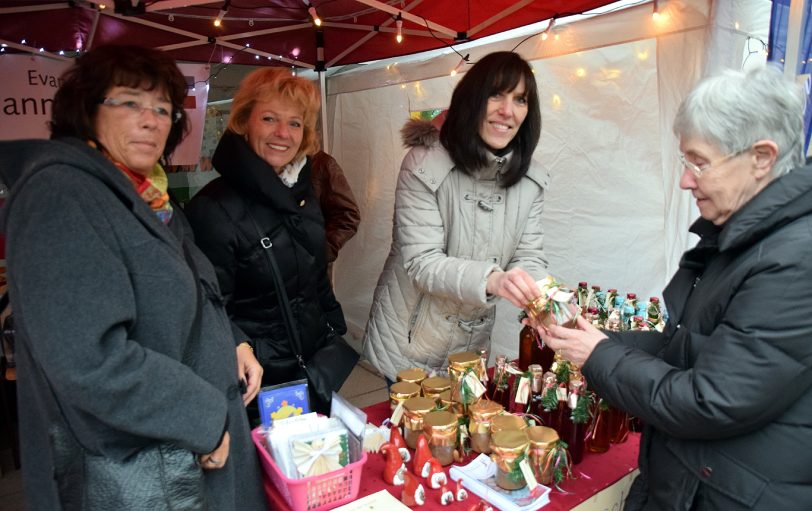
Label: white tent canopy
xmin=325 ymin=0 xmax=770 ymax=358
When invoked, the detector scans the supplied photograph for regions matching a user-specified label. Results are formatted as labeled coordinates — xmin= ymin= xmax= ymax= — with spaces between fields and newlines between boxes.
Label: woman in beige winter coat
xmin=363 ymin=52 xmax=549 ymax=381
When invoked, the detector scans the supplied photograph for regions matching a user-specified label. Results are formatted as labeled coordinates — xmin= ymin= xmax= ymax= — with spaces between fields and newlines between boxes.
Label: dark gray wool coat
xmin=0 ymin=138 xmax=267 ymax=511
xmin=585 ymin=163 xmax=812 ymax=510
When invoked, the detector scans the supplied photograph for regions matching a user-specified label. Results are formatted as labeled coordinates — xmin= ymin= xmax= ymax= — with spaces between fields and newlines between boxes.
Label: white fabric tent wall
xmin=326 ymin=0 xmax=770 ymax=361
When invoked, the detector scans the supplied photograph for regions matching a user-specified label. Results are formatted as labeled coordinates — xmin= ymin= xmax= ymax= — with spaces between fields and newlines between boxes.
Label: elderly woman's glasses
xmin=100 ymin=97 xmax=182 ymax=124
xmin=678 ymin=147 xmax=751 ymax=177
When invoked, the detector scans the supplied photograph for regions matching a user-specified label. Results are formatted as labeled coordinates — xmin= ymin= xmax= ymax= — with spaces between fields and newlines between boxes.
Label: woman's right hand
xmin=198 ymin=431 xmax=230 ymax=470
xmin=486 ymin=267 xmax=541 ymax=308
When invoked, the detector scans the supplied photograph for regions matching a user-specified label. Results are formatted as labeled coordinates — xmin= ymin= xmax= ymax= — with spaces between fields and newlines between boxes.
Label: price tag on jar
xmin=519 ymin=458 xmax=539 ymax=492
xmin=463 ymin=371 xmax=487 ymax=399
xmin=514 ymin=376 xmax=530 ymax=404
xmin=390 ymin=400 xmax=405 ymax=426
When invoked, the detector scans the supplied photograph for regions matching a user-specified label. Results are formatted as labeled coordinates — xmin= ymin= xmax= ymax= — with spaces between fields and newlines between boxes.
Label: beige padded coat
xmin=362 ymin=121 xmax=549 ymax=381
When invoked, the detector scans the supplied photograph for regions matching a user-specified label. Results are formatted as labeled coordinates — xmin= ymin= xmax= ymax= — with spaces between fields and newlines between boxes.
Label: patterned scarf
xmin=90 ymin=141 xmax=174 ymax=224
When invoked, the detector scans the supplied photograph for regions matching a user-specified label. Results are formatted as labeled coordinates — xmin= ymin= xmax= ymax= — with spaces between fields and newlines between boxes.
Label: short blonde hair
xmin=228 ymin=68 xmax=321 ymax=160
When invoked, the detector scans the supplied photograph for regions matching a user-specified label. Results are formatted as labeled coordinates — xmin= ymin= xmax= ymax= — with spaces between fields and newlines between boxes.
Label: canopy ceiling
xmin=0 ymin=0 xmax=620 ymax=69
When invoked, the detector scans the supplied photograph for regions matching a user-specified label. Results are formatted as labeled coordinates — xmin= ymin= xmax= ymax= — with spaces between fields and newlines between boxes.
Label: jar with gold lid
xmin=490 ymin=430 xmax=530 ymax=490
xmin=397 ymin=368 xmax=428 ymax=385
xmin=490 ymin=414 xmax=528 ymax=434
xmin=526 ymin=426 xmax=559 ymax=485
xmin=421 ymin=376 xmax=452 ymax=399
xmin=402 ymin=396 xmax=437 ymax=449
xmin=447 ymin=351 xmax=482 ymax=406
xmin=468 ymin=400 xmax=504 ymax=454
xmin=390 ymin=381 xmax=421 ymax=411
xmin=422 ymin=410 xmax=458 ymax=466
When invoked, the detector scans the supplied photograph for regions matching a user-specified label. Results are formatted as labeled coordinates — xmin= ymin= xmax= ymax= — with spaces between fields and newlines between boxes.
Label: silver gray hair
xmin=673 ymin=66 xmax=806 ymax=177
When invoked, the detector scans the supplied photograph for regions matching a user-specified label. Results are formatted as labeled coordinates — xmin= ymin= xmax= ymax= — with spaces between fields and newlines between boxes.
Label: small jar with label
xmin=490 ymin=430 xmax=530 ymax=491
xmin=490 ymin=414 xmax=528 ymax=435
xmin=447 ymin=351 xmax=482 ymax=406
xmin=397 ymin=368 xmax=428 ymax=386
xmin=421 ymin=376 xmax=452 ymax=400
xmin=468 ymin=400 xmax=504 ymax=454
xmin=402 ymin=396 xmax=437 ymax=449
xmin=422 ymin=410 xmax=458 ymax=466
xmin=526 ymin=426 xmax=559 ymax=485
xmin=390 ymin=381 xmax=421 ymax=411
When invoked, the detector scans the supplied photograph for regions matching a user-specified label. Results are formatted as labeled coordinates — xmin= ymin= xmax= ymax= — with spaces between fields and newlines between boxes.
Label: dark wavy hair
xmin=49 ymin=45 xmax=190 ymax=161
xmin=440 ymin=52 xmax=541 ymax=188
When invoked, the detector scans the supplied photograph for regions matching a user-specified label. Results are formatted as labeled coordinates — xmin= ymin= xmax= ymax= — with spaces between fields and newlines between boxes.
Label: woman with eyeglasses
xmin=0 ymin=45 xmax=267 ymax=510
xmin=538 ymin=67 xmax=812 ymax=510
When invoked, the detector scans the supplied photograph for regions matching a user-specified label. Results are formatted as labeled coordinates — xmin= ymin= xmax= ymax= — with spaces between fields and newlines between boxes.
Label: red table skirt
xmin=262 ymin=401 xmax=640 ymax=511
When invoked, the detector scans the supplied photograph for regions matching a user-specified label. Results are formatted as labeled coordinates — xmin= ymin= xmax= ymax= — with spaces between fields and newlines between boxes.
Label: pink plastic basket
xmin=252 ymin=427 xmax=367 ymax=511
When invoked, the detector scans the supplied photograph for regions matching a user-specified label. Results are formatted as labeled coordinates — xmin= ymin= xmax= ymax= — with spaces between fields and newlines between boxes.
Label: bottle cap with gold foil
xmin=491 ymin=429 xmax=530 ymax=451
xmin=422 ymin=376 xmax=452 ymax=395
xmin=469 ymin=399 xmax=504 ymax=420
xmin=423 ymin=410 xmax=457 ymax=429
xmin=390 ymin=381 xmax=421 ymax=399
xmin=403 ymin=396 xmax=437 ymax=415
xmin=526 ymin=426 xmax=559 ymax=448
xmin=397 ymin=368 xmax=428 ymax=384
xmin=448 ymin=351 xmax=480 ymax=370
xmin=490 ymin=414 xmax=528 ymax=433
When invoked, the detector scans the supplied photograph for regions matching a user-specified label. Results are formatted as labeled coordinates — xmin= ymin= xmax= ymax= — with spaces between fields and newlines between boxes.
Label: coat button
xmin=418 ymin=168 xmax=425 ymax=174
xmin=299 ymin=199 xmax=305 ymax=207
xmin=430 ymin=178 xmax=436 ymax=184
xmin=700 ymin=466 xmax=712 ymax=478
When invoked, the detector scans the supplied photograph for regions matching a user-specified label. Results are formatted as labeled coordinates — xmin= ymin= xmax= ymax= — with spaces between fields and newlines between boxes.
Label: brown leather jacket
xmin=309 ymin=151 xmax=361 ymax=262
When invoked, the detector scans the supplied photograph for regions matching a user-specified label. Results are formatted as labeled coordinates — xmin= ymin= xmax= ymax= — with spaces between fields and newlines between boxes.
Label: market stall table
xmin=261 ymin=401 xmax=640 ymax=511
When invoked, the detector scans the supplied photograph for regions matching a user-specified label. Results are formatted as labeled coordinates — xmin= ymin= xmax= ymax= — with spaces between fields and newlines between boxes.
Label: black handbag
xmin=245 ymin=210 xmax=359 ymax=413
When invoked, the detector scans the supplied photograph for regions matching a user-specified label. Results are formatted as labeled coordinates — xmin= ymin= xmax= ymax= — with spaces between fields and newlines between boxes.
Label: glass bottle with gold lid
xmin=526 ymin=426 xmax=559 ymax=485
xmin=402 ymin=396 xmax=437 ymax=449
xmin=468 ymin=400 xmax=504 ymax=454
xmin=422 ymin=410 xmax=458 ymax=466
xmin=389 ymin=381 xmax=421 ymax=411
xmin=397 ymin=368 xmax=428 ymax=385
xmin=490 ymin=430 xmax=530 ymax=490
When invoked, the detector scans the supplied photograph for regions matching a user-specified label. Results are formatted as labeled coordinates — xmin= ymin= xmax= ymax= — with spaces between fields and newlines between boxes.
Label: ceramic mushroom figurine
xmin=413 ymin=434 xmax=433 ymax=477
xmin=381 ymin=442 xmax=406 ymax=486
xmin=439 ymin=484 xmax=455 ymax=505
xmin=426 ymin=457 xmax=448 ymax=489
xmin=401 ymin=472 xmax=426 ymax=507
xmin=389 ymin=425 xmax=411 ymax=462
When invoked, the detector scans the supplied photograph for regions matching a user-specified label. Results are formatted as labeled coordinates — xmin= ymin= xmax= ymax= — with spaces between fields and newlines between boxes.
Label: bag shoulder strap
xmin=242 ymin=208 xmax=307 ymax=367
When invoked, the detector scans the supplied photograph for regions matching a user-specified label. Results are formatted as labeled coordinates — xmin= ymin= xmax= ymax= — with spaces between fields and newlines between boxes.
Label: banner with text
xmin=0 ymin=55 xmax=209 ymax=165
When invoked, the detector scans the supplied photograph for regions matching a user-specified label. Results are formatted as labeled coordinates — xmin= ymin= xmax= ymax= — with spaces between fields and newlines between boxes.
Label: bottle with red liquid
xmin=488 ymin=355 xmax=512 ymax=410
xmin=559 ymin=379 xmax=588 ymax=464
xmin=535 ymin=371 xmax=559 ymax=431
xmin=518 ymin=323 xmax=555 ymax=373
xmin=586 ymin=397 xmax=611 ymax=453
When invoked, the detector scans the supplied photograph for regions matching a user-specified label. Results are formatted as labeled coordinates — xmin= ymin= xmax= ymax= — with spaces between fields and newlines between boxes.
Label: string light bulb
xmin=214 ymin=0 xmax=229 ymax=27
xmin=541 ymin=17 xmax=555 ymax=41
xmin=396 ymin=13 xmax=403 ymax=43
xmin=450 ymin=54 xmax=469 ymax=76
xmin=303 ymin=1 xmax=321 ymax=26
xmin=652 ymin=0 xmax=660 ymax=21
